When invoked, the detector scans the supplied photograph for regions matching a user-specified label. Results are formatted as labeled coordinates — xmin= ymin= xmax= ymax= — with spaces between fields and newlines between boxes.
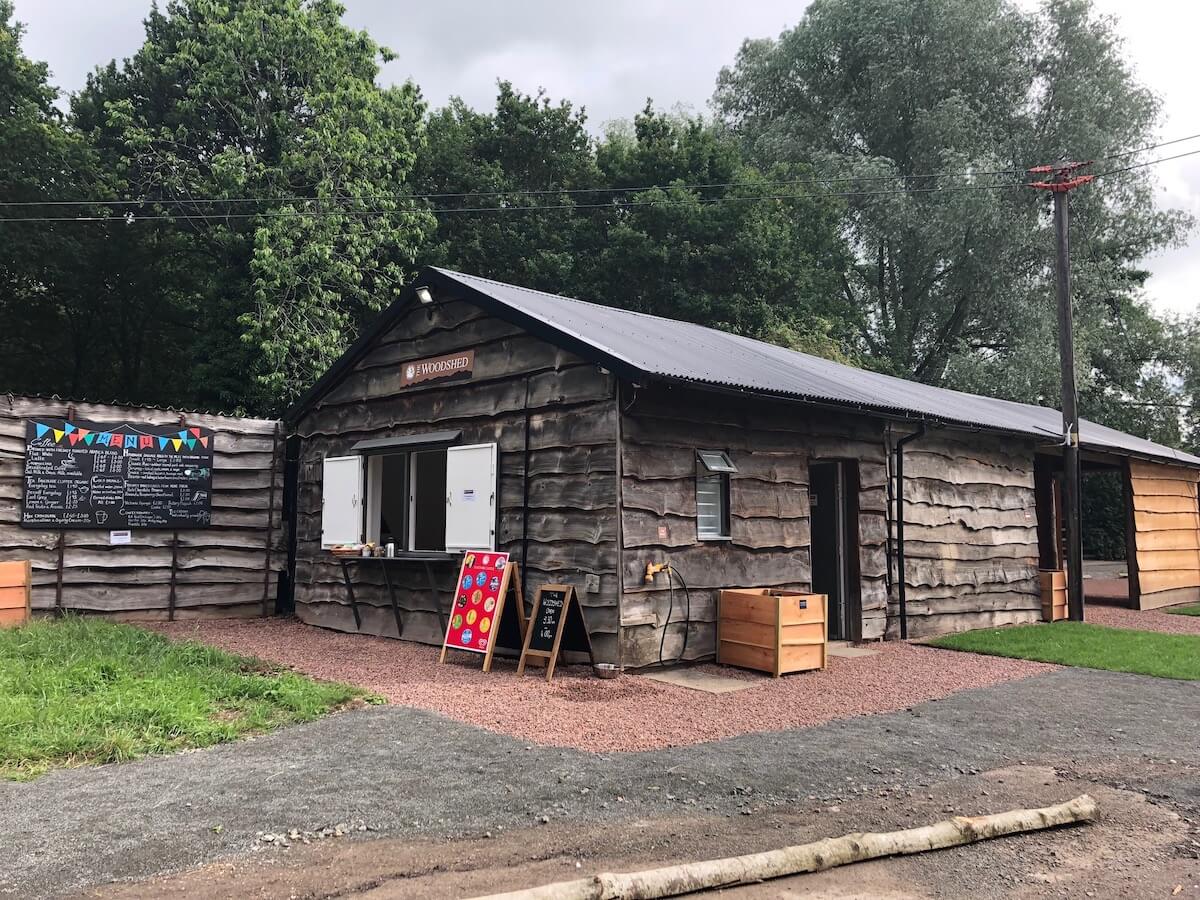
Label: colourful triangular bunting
xmin=52 ymin=429 xmax=65 ymax=443
xmin=35 ymin=423 xmax=49 ymax=439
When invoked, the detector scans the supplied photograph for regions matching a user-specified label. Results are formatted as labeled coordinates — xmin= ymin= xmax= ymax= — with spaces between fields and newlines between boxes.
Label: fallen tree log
xmin=471 ymin=794 xmax=1096 ymax=900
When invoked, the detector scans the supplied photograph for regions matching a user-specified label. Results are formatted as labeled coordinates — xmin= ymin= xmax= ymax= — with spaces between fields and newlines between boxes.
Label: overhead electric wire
xmin=0 ymin=179 xmax=1036 ymax=224
xmin=1090 ymin=146 xmax=1200 ymax=178
xmin=1096 ymin=130 xmax=1200 ymax=162
xmin=0 ymin=165 xmax=1030 ymax=210
xmin=3 ymin=132 xmax=1198 ymax=224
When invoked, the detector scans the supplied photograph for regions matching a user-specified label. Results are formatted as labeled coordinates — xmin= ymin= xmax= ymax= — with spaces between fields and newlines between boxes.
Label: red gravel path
xmin=1087 ymin=602 xmax=1200 ymax=637
xmin=147 ymin=618 xmax=1056 ymax=752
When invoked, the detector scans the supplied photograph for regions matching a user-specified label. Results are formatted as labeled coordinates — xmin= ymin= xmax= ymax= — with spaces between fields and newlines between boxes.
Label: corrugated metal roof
xmin=433 ymin=268 xmax=1200 ymax=467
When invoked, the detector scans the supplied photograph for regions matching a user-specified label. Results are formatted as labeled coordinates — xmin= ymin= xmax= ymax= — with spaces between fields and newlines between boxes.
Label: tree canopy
xmin=0 ymin=0 xmax=1194 ymax=451
xmin=715 ymin=0 xmax=1191 ymax=444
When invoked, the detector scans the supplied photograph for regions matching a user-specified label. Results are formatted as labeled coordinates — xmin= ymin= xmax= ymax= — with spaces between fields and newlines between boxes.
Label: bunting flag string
xmin=30 ymin=420 xmax=214 ymax=453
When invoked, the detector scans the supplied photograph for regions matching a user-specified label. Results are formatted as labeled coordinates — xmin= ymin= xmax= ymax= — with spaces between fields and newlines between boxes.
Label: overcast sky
xmin=11 ymin=0 xmax=1198 ymax=317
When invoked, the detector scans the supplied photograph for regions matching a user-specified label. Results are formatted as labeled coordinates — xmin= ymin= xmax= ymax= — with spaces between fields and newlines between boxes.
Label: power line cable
xmin=4 ymin=139 xmax=1197 ymax=224
xmin=3 ymin=128 xmax=1198 ymax=213
xmin=0 ymin=166 xmax=1029 ymax=210
xmin=0 ymin=178 xmax=1036 ymax=224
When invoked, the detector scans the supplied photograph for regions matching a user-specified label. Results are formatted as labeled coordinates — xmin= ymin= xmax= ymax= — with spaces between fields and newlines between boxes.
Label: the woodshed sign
xmin=400 ymin=350 xmax=475 ymax=387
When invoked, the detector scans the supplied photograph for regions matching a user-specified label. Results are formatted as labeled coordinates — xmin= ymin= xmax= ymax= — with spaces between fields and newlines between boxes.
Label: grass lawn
xmin=1164 ymin=603 xmax=1200 ymax=617
xmin=0 ymin=616 xmax=369 ymax=781
xmin=929 ymin=622 xmax=1200 ymax=681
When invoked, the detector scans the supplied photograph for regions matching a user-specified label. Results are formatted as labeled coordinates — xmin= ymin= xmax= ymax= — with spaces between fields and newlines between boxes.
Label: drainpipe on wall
xmin=894 ymin=422 xmax=927 ymax=640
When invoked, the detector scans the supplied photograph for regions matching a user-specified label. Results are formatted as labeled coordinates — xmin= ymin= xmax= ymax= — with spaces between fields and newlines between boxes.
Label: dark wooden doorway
xmin=810 ymin=460 xmax=861 ymax=641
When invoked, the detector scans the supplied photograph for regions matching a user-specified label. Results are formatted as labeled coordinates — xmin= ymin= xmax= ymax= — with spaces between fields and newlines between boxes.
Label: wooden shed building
xmin=285 ymin=268 xmax=1200 ymax=668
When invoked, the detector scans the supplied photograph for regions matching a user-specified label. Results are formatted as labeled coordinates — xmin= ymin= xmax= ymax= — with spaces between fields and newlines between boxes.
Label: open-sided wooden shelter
xmin=284 ymin=268 xmax=1200 ymax=667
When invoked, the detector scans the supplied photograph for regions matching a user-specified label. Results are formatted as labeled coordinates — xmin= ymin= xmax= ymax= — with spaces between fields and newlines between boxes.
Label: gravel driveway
xmin=146 ymin=617 xmax=1053 ymax=750
xmin=2 ymin=666 xmax=1198 ymax=898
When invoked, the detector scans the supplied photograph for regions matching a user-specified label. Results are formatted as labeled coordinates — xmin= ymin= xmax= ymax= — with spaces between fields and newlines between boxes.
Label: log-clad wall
xmin=1127 ymin=460 xmax=1200 ymax=609
xmin=0 ymin=394 xmax=283 ymax=618
xmin=292 ymin=297 xmax=621 ymax=663
xmin=618 ymin=386 xmax=889 ymax=667
xmin=894 ymin=430 xmax=1040 ymax=637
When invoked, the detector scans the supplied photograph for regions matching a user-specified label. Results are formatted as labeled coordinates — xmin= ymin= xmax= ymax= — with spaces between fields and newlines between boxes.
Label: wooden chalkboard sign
xmin=517 ymin=584 xmax=594 ymax=680
xmin=438 ymin=551 xmax=526 ymax=672
xmin=21 ymin=417 xmax=214 ymax=529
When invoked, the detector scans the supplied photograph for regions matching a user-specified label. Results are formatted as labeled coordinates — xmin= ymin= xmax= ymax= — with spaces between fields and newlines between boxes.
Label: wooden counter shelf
xmin=717 ymin=588 xmax=828 ymax=677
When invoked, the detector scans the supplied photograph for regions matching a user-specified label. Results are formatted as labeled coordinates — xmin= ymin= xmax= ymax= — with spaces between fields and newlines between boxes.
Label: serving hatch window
xmin=696 ymin=450 xmax=736 ymax=541
xmin=321 ymin=439 xmax=497 ymax=552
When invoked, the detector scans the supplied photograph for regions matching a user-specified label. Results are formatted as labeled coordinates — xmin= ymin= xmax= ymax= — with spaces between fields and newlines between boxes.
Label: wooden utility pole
xmin=1031 ymin=161 xmax=1094 ymax=622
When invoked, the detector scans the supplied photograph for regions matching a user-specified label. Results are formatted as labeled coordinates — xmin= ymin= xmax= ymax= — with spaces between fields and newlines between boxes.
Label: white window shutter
xmin=321 ymin=455 xmax=364 ymax=547
xmin=444 ymin=443 xmax=497 ymax=551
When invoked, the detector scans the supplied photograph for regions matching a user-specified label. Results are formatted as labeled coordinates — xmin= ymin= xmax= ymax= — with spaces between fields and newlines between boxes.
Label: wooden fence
xmin=1127 ymin=459 xmax=1200 ymax=610
xmin=0 ymin=394 xmax=284 ymax=619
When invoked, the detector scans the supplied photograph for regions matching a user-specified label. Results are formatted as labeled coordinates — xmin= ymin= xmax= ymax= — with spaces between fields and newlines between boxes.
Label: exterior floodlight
xmin=415 ymin=286 xmax=434 ymax=305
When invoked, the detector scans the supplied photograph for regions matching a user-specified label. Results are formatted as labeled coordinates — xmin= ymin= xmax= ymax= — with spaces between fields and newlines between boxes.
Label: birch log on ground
xmin=472 ymin=794 xmax=1097 ymax=900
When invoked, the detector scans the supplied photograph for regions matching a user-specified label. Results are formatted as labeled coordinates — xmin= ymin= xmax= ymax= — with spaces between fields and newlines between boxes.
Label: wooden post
xmin=1052 ymin=172 xmax=1084 ymax=622
xmin=1122 ymin=458 xmax=1141 ymax=609
xmin=168 ymin=530 xmax=179 ymax=621
xmin=261 ymin=421 xmax=281 ymax=617
xmin=54 ymin=530 xmax=65 ymax=616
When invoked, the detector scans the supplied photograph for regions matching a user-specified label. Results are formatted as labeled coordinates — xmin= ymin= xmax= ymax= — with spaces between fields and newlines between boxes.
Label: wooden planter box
xmin=1040 ymin=569 xmax=1067 ymax=622
xmin=0 ymin=560 xmax=31 ymax=629
xmin=717 ymin=588 xmax=827 ymax=677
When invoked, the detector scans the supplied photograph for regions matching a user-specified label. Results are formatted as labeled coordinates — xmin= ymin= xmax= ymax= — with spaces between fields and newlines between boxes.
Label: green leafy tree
xmin=412 ymin=82 xmax=601 ymax=291
xmin=419 ymin=88 xmax=853 ymax=357
xmin=73 ymin=0 xmax=432 ymax=410
xmin=587 ymin=106 xmax=853 ymax=354
xmin=715 ymin=0 xmax=1189 ymax=434
xmin=0 ymin=0 xmax=104 ymax=397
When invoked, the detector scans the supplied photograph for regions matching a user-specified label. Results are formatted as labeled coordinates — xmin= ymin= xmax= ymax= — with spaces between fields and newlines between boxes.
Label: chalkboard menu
xmin=517 ymin=583 xmax=594 ymax=680
xmin=528 ymin=587 xmax=568 ymax=653
xmin=21 ymin=418 xmax=214 ymax=529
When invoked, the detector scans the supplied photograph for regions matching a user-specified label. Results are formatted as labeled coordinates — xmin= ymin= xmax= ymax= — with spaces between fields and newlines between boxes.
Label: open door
xmin=810 ymin=460 xmax=861 ymax=641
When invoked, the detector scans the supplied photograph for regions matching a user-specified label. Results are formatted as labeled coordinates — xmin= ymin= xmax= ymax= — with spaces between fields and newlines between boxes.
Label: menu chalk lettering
xmin=20 ymin=418 xmax=214 ymax=530
xmin=517 ymin=584 xmax=595 ymax=681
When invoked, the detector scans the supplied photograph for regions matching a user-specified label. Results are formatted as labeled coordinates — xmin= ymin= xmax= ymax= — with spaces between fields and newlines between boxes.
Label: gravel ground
xmin=2 ymin=666 xmax=1198 ymax=898
xmin=146 ymin=617 xmax=1055 ymax=751
xmin=85 ymin=764 xmax=1200 ymax=899
xmin=1087 ymin=601 xmax=1200 ymax=636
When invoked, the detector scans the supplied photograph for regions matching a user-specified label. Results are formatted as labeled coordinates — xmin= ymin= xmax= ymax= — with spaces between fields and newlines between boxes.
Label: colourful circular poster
xmin=442 ymin=551 xmax=511 ymax=657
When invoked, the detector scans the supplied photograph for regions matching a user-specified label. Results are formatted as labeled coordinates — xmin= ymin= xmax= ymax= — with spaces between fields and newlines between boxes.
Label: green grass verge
xmin=1164 ymin=603 xmax=1200 ymax=617
xmin=0 ymin=616 xmax=369 ymax=781
xmin=929 ymin=622 xmax=1200 ymax=681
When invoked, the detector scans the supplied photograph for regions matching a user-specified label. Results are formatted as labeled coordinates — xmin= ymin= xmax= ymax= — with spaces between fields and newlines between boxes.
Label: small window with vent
xmin=696 ymin=450 xmax=736 ymax=540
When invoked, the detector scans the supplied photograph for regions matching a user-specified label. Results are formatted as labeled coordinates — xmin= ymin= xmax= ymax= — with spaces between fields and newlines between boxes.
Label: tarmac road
xmin=2 ymin=667 xmax=1198 ymax=898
